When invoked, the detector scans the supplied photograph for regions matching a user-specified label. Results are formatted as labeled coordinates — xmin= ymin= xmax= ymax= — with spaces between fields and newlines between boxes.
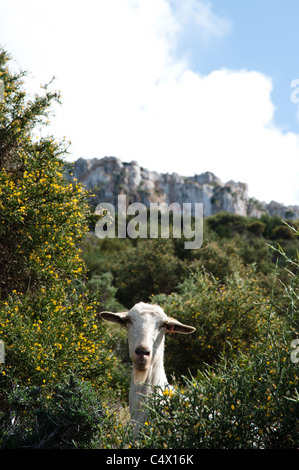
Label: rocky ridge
xmin=68 ymin=156 xmax=299 ymax=219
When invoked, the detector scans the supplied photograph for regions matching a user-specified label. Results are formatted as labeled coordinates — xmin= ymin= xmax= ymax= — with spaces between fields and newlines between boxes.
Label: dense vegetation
xmin=0 ymin=49 xmax=298 ymax=448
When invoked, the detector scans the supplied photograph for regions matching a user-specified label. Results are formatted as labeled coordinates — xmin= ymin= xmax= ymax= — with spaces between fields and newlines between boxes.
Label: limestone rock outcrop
xmin=67 ymin=156 xmax=299 ymax=219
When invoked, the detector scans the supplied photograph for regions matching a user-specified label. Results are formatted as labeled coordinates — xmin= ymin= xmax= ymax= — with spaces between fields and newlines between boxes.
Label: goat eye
xmin=161 ymin=322 xmax=168 ymax=330
xmin=124 ymin=318 xmax=132 ymax=325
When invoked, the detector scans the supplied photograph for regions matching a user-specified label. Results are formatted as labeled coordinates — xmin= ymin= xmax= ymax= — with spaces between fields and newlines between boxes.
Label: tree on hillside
xmin=0 ymin=49 xmax=91 ymax=299
xmin=0 ymin=49 xmax=125 ymax=448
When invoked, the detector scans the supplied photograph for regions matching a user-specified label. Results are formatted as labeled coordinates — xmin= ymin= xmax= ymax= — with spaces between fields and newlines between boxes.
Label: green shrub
xmin=0 ymin=377 xmax=121 ymax=448
xmin=110 ymin=238 xmax=187 ymax=308
xmin=154 ymin=267 xmax=275 ymax=377
xmin=247 ymin=220 xmax=266 ymax=236
xmin=271 ymin=224 xmax=296 ymax=240
xmin=138 ymin=332 xmax=298 ymax=448
xmin=188 ymin=239 xmax=246 ymax=280
xmin=260 ymin=215 xmax=286 ymax=239
xmin=133 ymin=239 xmax=299 ymax=449
xmin=81 ymin=235 xmax=132 ymax=279
xmin=73 ymin=272 xmax=125 ymax=312
xmin=235 ymin=235 xmax=274 ymax=275
xmin=206 ymin=212 xmax=249 ymax=238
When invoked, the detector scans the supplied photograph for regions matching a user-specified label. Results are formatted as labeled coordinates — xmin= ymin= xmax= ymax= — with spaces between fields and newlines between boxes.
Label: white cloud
xmin=0 ymin=0 xmax=299 ymax=205
xmin=109 ymin=66 xmax=299 ymax=205
xmin=169 ymin=0 xmax=232 ymax=43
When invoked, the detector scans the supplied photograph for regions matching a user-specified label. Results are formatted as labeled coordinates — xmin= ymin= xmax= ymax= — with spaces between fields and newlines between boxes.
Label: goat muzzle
xmin=134 ymin=346 xmax=150 ymax=371
xmin=135 ymin=347 xmax=150 ymax=357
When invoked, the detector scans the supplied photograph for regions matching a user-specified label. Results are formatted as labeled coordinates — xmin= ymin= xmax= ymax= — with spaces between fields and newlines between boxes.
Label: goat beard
xmin=133 ymin=367 xmax=148 ymax=385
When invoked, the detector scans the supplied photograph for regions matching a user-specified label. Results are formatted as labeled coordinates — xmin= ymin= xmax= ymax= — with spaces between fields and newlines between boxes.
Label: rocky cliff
xmin=68 ymin=156 xmax=299 ymax=219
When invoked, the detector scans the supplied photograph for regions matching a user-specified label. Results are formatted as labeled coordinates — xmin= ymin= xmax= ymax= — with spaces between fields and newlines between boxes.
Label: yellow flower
xmin=163 ymin=388 xmax=174 ymax=398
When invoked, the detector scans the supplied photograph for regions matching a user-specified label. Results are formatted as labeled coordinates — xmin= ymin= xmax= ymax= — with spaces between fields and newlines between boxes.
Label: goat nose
xmin=135 ymin=347 xmax=150 ymax=356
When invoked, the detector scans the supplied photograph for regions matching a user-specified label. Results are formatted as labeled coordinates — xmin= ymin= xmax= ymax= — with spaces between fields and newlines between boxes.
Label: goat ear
xmin=99 ymin=311 xmax=129 ymax=327
xmin=165 ymin=317 xmax=196 ymax=335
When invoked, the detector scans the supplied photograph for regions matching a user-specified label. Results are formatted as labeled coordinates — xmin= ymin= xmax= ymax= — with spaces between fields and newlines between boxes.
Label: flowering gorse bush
xmin=0 ymin=48 xmax=127 ymax=447
xmin=0 ymin=50 xmax=90 ymax=296
xmin=0 ymin=287 xmax=120 ymax=389
xmin=137 ymin=313 xmax=298 ymax=449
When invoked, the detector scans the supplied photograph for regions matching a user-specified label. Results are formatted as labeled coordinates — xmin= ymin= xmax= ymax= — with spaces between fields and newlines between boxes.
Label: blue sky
xmin=0 ymin=0 xmax=299 ymax=205
xmin=177 ymin=0 xmax=299 ymax=132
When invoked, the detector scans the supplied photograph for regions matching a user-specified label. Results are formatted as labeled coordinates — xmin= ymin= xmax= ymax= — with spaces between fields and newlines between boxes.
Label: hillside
xmin=68 ymin=156 xmax=299 ymax=219
xmin=1 ymin=47 xmax=298 ymax=450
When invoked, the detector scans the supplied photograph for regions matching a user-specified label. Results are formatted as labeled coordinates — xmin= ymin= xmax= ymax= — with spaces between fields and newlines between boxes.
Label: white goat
xmin=100 ymin=302 xmax=195 ymax=434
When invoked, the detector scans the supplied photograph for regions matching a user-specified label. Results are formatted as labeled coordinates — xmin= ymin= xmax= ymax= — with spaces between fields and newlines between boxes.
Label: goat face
xmin=126 ymin=304 xmax=167 ymax=374
xmin=100 ymin=302 xmax=196 ymax=383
